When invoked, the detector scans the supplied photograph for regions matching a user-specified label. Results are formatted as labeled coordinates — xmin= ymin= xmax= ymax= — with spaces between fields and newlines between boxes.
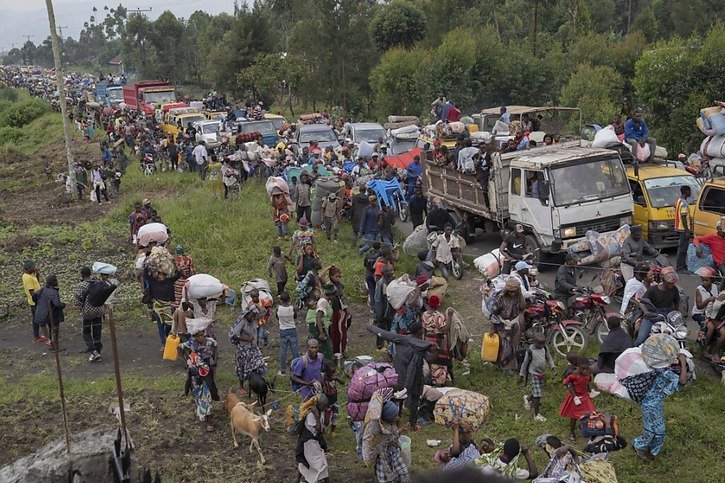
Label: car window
xmin=525 ymin=171 xmax=543 ymax=198
xmin=300 ymin=129 xmax=336 ymax=143
xmin=699 ymin=186 xmax=725 ymax=215
xmin=629 ymin=179 xmax=646 ymax=205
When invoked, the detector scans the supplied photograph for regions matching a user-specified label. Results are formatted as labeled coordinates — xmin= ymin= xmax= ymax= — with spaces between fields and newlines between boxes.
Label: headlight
xmin=601 ymin=295 xmax=611 ymax=305
xmin=648 ymin=221 xmax=671 ymax=231
xmin=620 ymin=215 xmax=633 ymax=225
xmin=562 ymin=227 xmax=577 ymax=238
xmin=674 ymin=326 xmax=688 ymax=339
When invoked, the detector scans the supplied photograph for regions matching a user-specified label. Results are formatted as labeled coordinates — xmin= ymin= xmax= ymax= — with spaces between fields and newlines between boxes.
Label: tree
xmin=369 ymin=0 xmax=426 ymax=51
xmin=369 ymin=47 xmax=431 ymax=119
xmin=634 ymin=25 xmax=725 ymax=152
xmin=531 ymin=0 xmax=558 ymax=55
xmin=237 ymin=52 xmax=311 ymax=114
xmin=561 ymin=63 xmax=624 ymax=125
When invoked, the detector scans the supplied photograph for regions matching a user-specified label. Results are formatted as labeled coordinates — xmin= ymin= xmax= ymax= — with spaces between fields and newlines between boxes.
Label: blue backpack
xmin=290 ymin=353 xmax=323 ymax=392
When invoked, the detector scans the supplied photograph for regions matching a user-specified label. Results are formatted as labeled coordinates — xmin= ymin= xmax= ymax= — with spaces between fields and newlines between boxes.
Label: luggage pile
xmin=695 ymin=103 xmax=725 ymax=171
xmin=433 ymin=388 xmax=490 ymax=433
xmin=346 ymin=363 xmax=398 ymax=422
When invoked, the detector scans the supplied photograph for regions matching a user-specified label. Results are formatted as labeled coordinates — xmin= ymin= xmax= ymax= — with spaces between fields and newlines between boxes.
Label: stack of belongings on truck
xmin=384 ymin=115 xmax=419 ymax=131
xmin=566 ymin=225 xmax=631 ymax=267
xmin=311 ymin=177 xmax=344 ymax=227
xmin=697 ymin=103 xmax=725 ymax=170
xmin=347 ymin=363 xmax=399 ymax=422
xmin=298 ymin=113 xmax=325 ymax=125
xmin=137 ymin=222 xmax=169 ymax=248
xmin=592 ymin=123 xmax=668 ymax=162
xmin=473 ymin=249 xmax=506 ymax=281
xmin=594 ymin=333 xmax=680 ymax=401
xmin=433 ymin=388 xmax=490 ymax=433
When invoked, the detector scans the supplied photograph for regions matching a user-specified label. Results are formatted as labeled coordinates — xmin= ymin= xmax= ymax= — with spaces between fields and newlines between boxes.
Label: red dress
xmin=559 ymin=374 xmax=595 ymax=418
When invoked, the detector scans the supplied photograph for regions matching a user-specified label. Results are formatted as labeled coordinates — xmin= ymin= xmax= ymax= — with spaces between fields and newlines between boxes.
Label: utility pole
xmin=44 ymin=0 xmax=75 ymax=187
xmin=57 ymin=26 xmax=68 ymax=39
xmin=128 ymin=7 xmax=152 ymax=17
xmin=23 ymin=34 xmax=34 ymax=43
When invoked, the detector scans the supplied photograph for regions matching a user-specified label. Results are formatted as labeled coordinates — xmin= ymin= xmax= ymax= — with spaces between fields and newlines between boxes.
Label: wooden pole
xmin=107 ymin=306 xmax=130 ymax=449
xmin=44 ymin=0 xmax=76 ymax=187
xmin=48 ymin=299 xmax=71 ymax=454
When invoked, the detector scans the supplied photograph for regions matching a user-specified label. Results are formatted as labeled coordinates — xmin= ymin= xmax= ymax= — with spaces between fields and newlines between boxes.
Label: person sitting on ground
xmin=435 ymin=426 xmax=495 ymax=471
xmin=595 ymin=316 xmax=633 ymax=374
xmin=693 ymin=217 xmax=725 ymax=290
xmin=415 ymin=250 xmax=436 ymax=280
xmin=476 ymin=438 xmax=538 ymax=480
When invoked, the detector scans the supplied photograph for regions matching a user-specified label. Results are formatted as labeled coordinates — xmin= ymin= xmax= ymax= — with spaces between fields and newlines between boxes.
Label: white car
xmin=193 ymin=120 xmax=223 ymax=149
xmin=343 ymin=122 xmax=386 ymax=147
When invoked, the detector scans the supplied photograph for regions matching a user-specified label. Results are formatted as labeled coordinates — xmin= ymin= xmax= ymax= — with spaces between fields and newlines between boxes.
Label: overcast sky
xmin=0 ymin=0 xmax=240 ymax=50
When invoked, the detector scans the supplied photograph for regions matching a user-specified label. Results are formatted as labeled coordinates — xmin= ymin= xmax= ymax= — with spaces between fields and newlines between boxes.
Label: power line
xmin=57 ymin=25 xmax=68 ymax=38
xmin=23 ymin=34 xmax=34 ymax=44
xmin=128 ymin=7 xmax=153 ymax=17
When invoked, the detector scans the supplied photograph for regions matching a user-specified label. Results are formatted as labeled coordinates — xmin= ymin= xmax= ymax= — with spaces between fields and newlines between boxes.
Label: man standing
xmin=405 ymin=155 xmax=422 ymax=199
xmin=75 ymin=267 xmax=105 ymax=362
xmin=291 ymin=339 xmax=325 ymax=401
xmin=373 ymin=265 xmax=396 ymax=350
xmin=359 ymin=195 xmax=381 ymax=254
xmin=408 ymin=186 xmax=428 ymax=229
xmin=296 ymin=172 xmax=312 ymax=222
xmin=674 ymin=185 xmax=692 ymax=272
xmin=431 ymin=223 xmax=461 ymax=280
xmin=128 ymin=201 xmax=147 ymax=245
xmin=192 ymin=140 xmax=208 ymax=181
xmin=321 ymin=193 xmax=341 ymax=243
xmin=22 ymin=260 xmax=42 ymax=343
xmin=625 ymin=110 xmax=656 ymax=161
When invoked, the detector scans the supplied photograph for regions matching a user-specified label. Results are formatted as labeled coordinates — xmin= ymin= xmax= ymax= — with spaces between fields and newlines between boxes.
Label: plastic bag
xmin=186 ymin=274 xmax=225 ymax=299
xmin=635 ymin=142 xmax=650 ymax=161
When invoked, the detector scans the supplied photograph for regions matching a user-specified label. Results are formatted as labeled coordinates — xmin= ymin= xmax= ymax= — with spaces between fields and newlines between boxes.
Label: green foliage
xmin=237 ymin=53 xmax=311 ymax=108
xmin=634 ymin=25 xmax=725 ymax=152
xmin=0 ymin=97 xmax=49 ymax=129
xmin=369 ymin=0 xmax=426 ymax=52
xmin=0 ymin=126 xmax=23 ymax=146
xmin=370 ymin=47 xmax=430 ymax=119
xmin=561 ymin=63 xmax=624 ymax=125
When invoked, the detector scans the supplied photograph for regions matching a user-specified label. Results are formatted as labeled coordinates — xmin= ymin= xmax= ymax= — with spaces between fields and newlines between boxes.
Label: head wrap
xmin=298 ymin=217 xmax=309 ymax=227
xmin=408 ymin=320 xmax=422 ymax=335
xmin=641 ymin=333 xmax=679 ymax=369
xmin=428 ymin=295 xmax=441 ymax=309
xmin=323 ymin=284 xmax=337 ymax=296
xmin=381 ymin=401 xmax=400 ymax=422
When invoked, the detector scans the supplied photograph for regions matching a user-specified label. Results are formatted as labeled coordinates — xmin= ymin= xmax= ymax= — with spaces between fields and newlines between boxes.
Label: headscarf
xmin=428 ymin=295 xmax=441 ymax=309
xmin=641 ymin=333 xmax=679 ymax=369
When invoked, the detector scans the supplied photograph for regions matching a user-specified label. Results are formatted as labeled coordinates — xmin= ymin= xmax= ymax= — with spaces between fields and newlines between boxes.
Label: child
xmin=518 ymin=332 xmax=557 ymax=421
xmin=272 ymin=194 xmax=291 ymax=240
xmin=560 ymin=360 xmax=596 ymax=440
xmin=562 ymin=351 xmax=581 ymax=379
xmin=276 ymin=291 xmax=298 ymax=376
xmin=268 ymin=246 xmax=290 ymax=296
xmin=415 ymin=250 xmax=435 ymax=280
xmin=322 ymin=363 xmax=345 ymax=435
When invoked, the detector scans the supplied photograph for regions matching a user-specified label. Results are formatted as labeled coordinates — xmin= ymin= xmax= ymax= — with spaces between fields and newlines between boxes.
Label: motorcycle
xmin=571 ymin=287 xmax=621 ymax=344
xmin=141 ymin=152 xmax=156 ymax=175
xmin=427 ymin=224 xmax=464 ymax=280
xmin=521 ymin=291 xmax=588 ymax=357
xmin=650 ymin=311 xmax=696 ymax=381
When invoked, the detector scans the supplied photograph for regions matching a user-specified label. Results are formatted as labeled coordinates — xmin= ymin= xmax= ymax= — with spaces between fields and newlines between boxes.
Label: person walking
xmin=674 ymin=185 xmax=692 ymax=272
xmin=75 ymin=267 xmax=105 ymax=362
xmin=33 ymin=274 xmax=65 ymax=348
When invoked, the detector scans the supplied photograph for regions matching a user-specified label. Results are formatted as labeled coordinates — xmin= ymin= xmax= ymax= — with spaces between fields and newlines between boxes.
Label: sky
xmin=0 ymin=0 xmax=240 ymax=51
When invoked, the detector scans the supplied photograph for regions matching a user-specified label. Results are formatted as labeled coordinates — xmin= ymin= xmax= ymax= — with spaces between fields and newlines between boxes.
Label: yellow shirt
xmin=22 ymin=273 xmax=41 ymax=306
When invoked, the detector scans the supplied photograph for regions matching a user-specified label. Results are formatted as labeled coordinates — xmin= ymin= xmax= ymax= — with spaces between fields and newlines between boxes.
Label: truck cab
xmin=693 ymin=176 xmax=725 ymax=237
xmin=162 ymin=108 xmax=206 ymax=138
xmin=626 ymin=165 xmax=701 ymax=248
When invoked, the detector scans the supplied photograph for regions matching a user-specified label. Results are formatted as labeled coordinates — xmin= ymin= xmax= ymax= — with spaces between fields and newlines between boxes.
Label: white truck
xmin=421 ymin=141 xmax=634 ymax=254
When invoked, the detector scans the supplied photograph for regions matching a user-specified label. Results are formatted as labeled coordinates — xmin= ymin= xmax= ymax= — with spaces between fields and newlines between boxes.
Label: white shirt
xmin=277 ymin=304 xmax=296 ymax=330
xmin=457 ymin=147 xmax=478 ymax=172
xmin=432 ymin=233 xmax=460 ymax=264
xmin=192 ymin=144 xmax=208 ymax=165
xmin=692 ymin=284 xmax=718 ymax=315
xmin=621 ymin=278 xmax=646 ymax=314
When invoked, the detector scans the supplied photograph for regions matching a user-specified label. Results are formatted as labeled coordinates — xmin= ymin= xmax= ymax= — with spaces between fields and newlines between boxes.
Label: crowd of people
xmin=10 ymin=66 xmax=724 ymax=482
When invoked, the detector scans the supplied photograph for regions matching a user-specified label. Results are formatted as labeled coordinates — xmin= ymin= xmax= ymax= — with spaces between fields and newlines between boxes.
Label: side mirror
xmin=633 ymin=160 xmax=639 ymax=178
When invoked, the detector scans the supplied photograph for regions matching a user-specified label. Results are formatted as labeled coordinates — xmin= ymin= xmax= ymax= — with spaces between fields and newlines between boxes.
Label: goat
xmin=226 ymin=387 xmax=272 ymax=465
xmin=248 ymin=371 xmax=276 ymax=409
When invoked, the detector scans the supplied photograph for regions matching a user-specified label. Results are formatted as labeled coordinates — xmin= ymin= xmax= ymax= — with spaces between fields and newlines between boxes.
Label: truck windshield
xmin=143 ymin=90 xmax=176 ymax=104
xmin=550 ymin=157 xmax=629 ymax=206
xmin=241 ymin=121 xmax=275 ymax=135
xmin=300 ymin=129 xmax=337 ymax=143
xmin=644 ymin=175 xmax=701 ymax=208
xmin=201 ymin=122 xmax=221 ymax=134
xmin=390 ymin=139 xmax=417 ymax=155
xmin=107 ymin=88 xmax=123 ymax=101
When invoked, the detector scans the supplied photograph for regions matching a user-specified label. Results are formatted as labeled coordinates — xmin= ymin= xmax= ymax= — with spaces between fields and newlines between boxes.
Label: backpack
xmin=86 ymin=280 xmax=117 ymax=307
xmin=290 ymin=353 xmax=322 ymax=392
xmin=520 ymin=345 xmax=550 ymax=383
xmin=364 ymin=250 xmax=378 ymax=272
xmin=579 ymin=411 xmax=619 ymax=438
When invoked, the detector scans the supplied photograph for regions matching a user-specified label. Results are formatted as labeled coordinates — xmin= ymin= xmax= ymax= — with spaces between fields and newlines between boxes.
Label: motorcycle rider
xmin=620 ymin=225 xmax=661 ymax=281
xmin=500 ymin=224 xmax=529 ymax=274
xmin=635 ymin=267 xmax=681 ymax=346
xmin=554 ymin=253 xmax=579 ymax=311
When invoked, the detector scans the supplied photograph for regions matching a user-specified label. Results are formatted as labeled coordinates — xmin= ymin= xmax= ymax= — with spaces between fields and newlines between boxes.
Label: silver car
xmin=296 ymin=124 xmax=340 ymax=151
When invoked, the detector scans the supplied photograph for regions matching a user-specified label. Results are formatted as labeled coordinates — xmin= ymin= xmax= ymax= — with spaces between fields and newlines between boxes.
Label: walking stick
xmin=48 ymin=299 xmax=71 ymax=454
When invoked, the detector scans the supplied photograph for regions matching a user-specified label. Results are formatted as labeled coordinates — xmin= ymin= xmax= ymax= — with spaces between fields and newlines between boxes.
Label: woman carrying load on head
xmin=178 ymin=320 xmax=219 ymax=432
xmin=229 ymin=305 xmax=268 ymax=397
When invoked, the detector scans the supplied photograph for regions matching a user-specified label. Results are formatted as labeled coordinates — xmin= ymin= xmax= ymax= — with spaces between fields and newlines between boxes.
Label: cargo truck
xmin=122 ymin=81 xmax=179 ymax=115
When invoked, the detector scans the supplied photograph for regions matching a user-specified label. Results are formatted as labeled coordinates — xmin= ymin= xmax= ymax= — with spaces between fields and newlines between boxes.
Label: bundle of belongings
xmin=433 ymin=388 xmax=490 ymax=433
xmin=533 ymin=434 xmax=619 ymax=483
xmin=347 ymin=363 xmax=399 ymax=422
xmin=594 ymin=333 xmax=681 ymax=402
xmin=567 ymin=226 xmax=631 ymax=267
xmin=696 ymin=104 xmax=725 ymax=170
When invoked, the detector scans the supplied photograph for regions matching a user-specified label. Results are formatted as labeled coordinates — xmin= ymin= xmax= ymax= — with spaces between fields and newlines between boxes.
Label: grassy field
xmin=0 ymin=100 xmax=724 ymax=482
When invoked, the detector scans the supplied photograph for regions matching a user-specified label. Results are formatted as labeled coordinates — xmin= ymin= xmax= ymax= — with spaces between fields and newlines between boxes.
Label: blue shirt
xmin=624 ymin=118 xmax=649 ymax=141
xmin=406 ymin=161 xmax=422 ymax=179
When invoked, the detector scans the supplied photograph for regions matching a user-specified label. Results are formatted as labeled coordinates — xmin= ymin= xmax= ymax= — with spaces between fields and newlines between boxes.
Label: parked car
xmin=342 ymin=122 xmax=386 ymax=146
xmin=193 ymin=119 xmax=223 ymax=149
